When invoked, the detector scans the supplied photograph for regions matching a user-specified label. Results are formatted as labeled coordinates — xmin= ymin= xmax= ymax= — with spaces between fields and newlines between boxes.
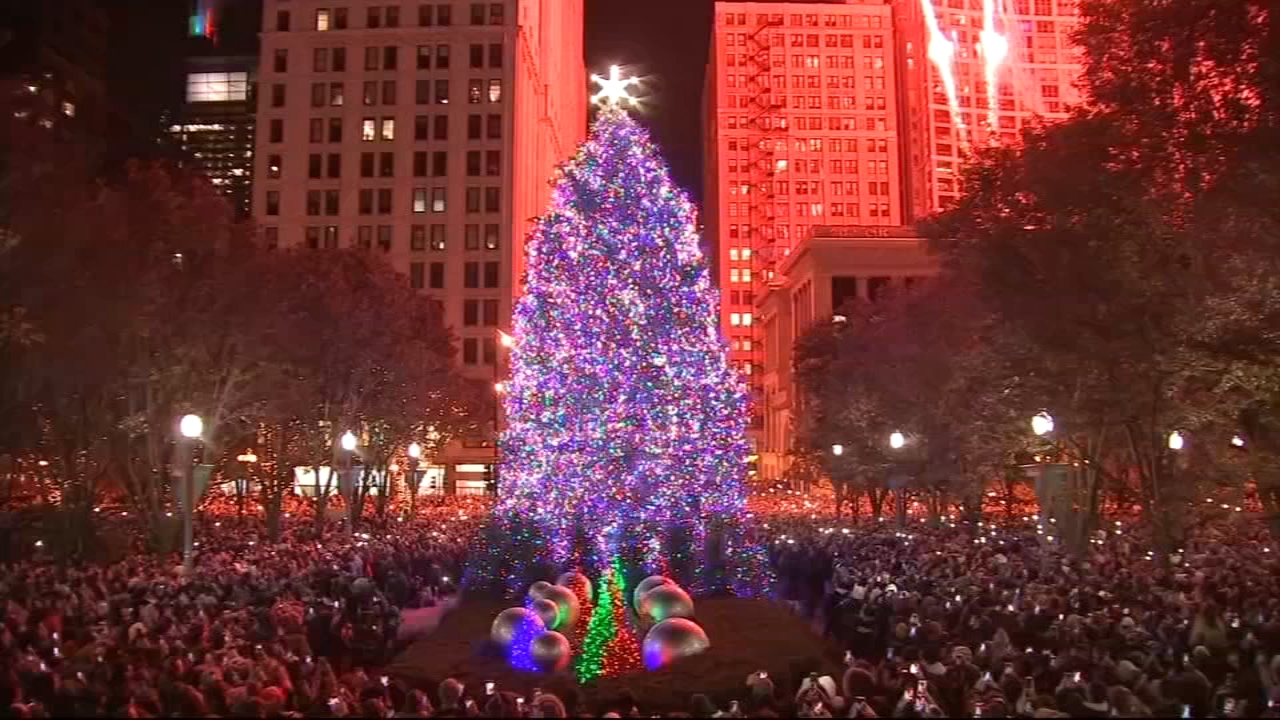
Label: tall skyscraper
xmin=704 ymin=0 xmax=907 ymax=460
xmin=253 ymin=0 xmax=585 ymax=493
xmin=170 ymin=56 xmax=258 ymax=218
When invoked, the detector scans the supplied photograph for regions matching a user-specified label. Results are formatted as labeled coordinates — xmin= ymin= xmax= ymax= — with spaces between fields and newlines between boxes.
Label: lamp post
xmin=235 ymin=450 xmax=258 ymax=518
xmin=889 ymin=431 xmax=906 ymax=450
xmin=1031 ymin=412 xmax=1055 ymax=437
xmin=407 ymin=441 xmax=422 ymax=516
xmin=178 ymin=414 xmax=203 ymax=572
xmin=1167 ymin=431 xmax=1185 ymax=451
xmin=831 ymin=443 xmax=844 ymax=457
xmin=340 ymin=430 xmax=358 ymax=533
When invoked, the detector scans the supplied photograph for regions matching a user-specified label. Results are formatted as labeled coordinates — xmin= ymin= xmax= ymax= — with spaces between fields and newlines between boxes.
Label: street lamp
xmin=1231 ymin=435 xmax=1246 ymax=448
xmin=889 ymin=431 xmax=906 ymax=450
xmin=177 ymin=414 xmax=203 ymax=572
xmin=340 ymin=431 xmax=358 ymax=533
xmin=341 ymin=431 xmax=358 ymax=452
xmin=1167 ymin=431 xmax=1185 ymax=451
xmin=235 ymin=450 xmax=257 ymax=518
xmin=406 ymin=442 xmax=423 ymax=513
xmin=1031 ymin=412 xmax=1055 ymax=437
xmin=831 ymin=444 xmax=844 ymax=456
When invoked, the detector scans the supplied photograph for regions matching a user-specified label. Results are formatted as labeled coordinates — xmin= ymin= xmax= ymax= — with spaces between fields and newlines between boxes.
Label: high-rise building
xmin=896 ymin=0 xmax=1084 ymax=216
xmin=169 ymin=56 xmax=258 ymax=218
xmin=253 ymin=0 xmax=585 ymax=492
xmin=704 ymin=0 xmax=907 ymax=462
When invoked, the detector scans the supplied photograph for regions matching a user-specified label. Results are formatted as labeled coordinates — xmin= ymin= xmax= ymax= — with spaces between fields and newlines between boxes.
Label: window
xmin=276 ymin=10 xmax=290 ymax=32
xmin=266 ymin=191 xmax=280 ymax=215
xmin=416 ymin=45 xmax=432 ymax=70
xmin=483 ymin=338 xmax=496 ymax=365
xmin=436 ymin=44 xmax=450 ymax=69
xmin=488 ymin=79 xmax=502 ymax=103
xmin=386 ymin=6 xmax=400 ymax=27
xmin=313 ymin=48 xmax=329 ymax=72
xmin=470 ymin=44 xmax=484 ymax=68
xmin=470 ymin=3 xmax=485 ymax=25
xmin=486 ymin=114 xmax=501 ymax=139
xmin=263 ymin=227 xmax=279 ymax=249
xmin=464 ymin=261 xmax=479 ymax=288
xmin=325 ymin=190 xmax=339 ymax=215
xmin=333 ymin=47 xmax=347 ymax=71
xmin=325 ymin=227 xmax=339 ymax=248
xmin=463 ymin=339 xmax=478 ymax=365
xmin=335 ymin=8 xmax=348 ymax=29
xmin=359 ymin=189 xmax=373 ymax=214
xmin=329 ymin=82 xmax=344 ymax=106
xmin=415 ymin=79 xmax=430 ymax=104
xmin=377 ymin=189 xmax=393 ymax=214
xmin=435 ymin=80 xmax=450 ymax=104
xmin=362 ymin=118 xmax=376 ymax=141
xmin=329 ymin=118 xmax=343 ymax=142
xmin=485 ymin=150 xmax=500 ymax=176
xmin=413 ymin=151 xmax=427 ymax=176
xmin=309 ymin=154 xmax=323 ymax=178
xmin=185 ymin=72 xmax=249 ymax=102
xmin=484 ymin=224 xmax=499 ymax=249
xmin=489 ymin=43 xmax=503 ymax=68
xmin=467 ymin=151 xmax=481 ymax=176
xmin=438 ymin=5 xmax=452 ymax=25
xmin=431 ymin=188 xmax=446 ymax=212
xmin=382 ymin=80 xmax=396 ymax=105
xmin=411 ymin=224 xmax=427 ymax=250
xmin=483 ymin=261 xmax=499 ymax=288
xmin=327 ymin=153 xmax=341 ymax=178
xmin=363 ymin=81 xmax=378 ymax=105
xmin=267 ymin=154 xmax=282 ymax=179
xmin=367 ymin=6 xmax=381 ymax=28
xmin=316 ymin=9 xmax=331 ymax=30
xmin=482 ymin=299 xmax=499 ymax=326
xmin=380 ymin=117 xmax=395 ymax=140
xmin=484 ymin=187 xmax=500 ymax=213
xmin=377 ymin=225 xmax=392 ymax=251
xmin=429 ymin=262 xmax=445 ymax=288
xmin=432 ymin=151 xmax=448 ymax=176
xmin=311 ymin=82 xmax=326 ymax=107
xmin=430 ymin=224 xmax=446 ymax=250
xmin=413 ymin=115 xmax=429 ymax=139
xmin=358 ymin=225 xmax=373 ymax=247
xmin=468 ymin=79 xmax=483 ymax=104
xmin=273 ymin=49 xmax=288 ymax=72
xmin=410 ymin=262 xmax=425 ymax=289
xmin=365 ymin=46 xmax=379 ymax=70
xmin=383 ymin=46 xmax=398 ymax=70
xmin=306 ymin=227 xmax=320 ymax=248
xmin=418 ymin=4 xmax=434 ymax=26
xmin=379 ymin=152 xmax=394 ymax=177
xmin=465 ymin=224 xmax=480 ymax=249
xmin=269 ymin=119 xmax=284 ymax=143
xmin=489 ymin=3 xmax=504 ymax=24
xmin=309 ymin=118 xmax=324 ymax=143
xmin=307 ymin=190 xmax=322 ymax=216
xmin=466 ymin=187 xmax=481 ymax=213
xmin=463 ymin=300 xmax=479 ymax=326
xmin=433 ymin=115 xmax=448 ymax=140
xmin=413 ymin=188 xmax=428 ymax=213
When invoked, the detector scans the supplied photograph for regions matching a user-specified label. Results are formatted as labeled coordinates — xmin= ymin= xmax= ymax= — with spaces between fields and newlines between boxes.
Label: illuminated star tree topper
xmin=590 ymin=65 xmax=641 ymax=107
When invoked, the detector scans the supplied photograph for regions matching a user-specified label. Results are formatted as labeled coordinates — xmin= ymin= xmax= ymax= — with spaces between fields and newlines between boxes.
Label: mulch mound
xmin=388 ymin=596 xmax=844 ymax=713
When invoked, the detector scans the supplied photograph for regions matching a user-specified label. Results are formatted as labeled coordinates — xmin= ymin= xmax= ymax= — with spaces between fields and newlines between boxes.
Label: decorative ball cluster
xmin=632 ymin=575 xmax=710 ymax=671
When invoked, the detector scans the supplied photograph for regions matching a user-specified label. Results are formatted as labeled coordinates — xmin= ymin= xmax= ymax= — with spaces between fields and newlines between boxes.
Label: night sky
xmin=111 ymin=0 xmax=715 ymax=204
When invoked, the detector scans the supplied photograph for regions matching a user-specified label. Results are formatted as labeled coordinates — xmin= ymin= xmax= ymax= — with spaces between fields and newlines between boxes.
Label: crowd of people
xmin=0 ymin=489 xmax=1276 ymax=717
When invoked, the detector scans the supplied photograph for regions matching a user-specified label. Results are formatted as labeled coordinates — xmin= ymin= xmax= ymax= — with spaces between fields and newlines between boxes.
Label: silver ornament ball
xmin=642 ymin=618 xmax=710 ymax=670
xmin=633 ymin=575 xmax=674 ymax=613
xmin=490 ymin=607 xmax=545 ymax=650
xmin=556 ymin=571 xmax=594 ymax=604
xmin=639 ymin=583 xmax=695 ymax=622
xmin=531 ymin=597 xmax=561 ymax=630
xmin=529 ymin=630 xmax=571 ymax=672
xmin=528 ymin=580 xmax=554 ymax=602
xmin=541 ymin=584 xmax=580 ymax=628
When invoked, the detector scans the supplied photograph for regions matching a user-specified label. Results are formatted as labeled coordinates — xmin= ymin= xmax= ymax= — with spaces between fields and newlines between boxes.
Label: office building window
xmin=485 ymin=150 xmax=500 ymax=176
xmin=462 ymin=338 xmax=478 ymax=365
xmin=308 ymin=154 xmax=322 ymax=179
xmin=415 ymin=79 xmax=430 ymax=104
xmin=436 ymin=45 xmax=450 ymax=69
xmin=273 ymin=49 xmax=288 ymax=72
xmin=483 ymin=261 xmax=499 ymax=288
xmin=463 ymin=299 xmax=479 ymax=326
xmin=323 ymin=225 xmax=339 ymax=248
xmin=313 ymin=48 xmax=329 ymax=72
xmin=488 ymin=79 xmax=502 ymax=103
xmin=465 ymin=224 xmax=480 ymax=250
xmin=386 ymin=6 xmax=400 ymax=26
xmin=463 ymin=262 xmax=479 ymax=288
xmin=265 ymin=191 xmax=280 ymax=216
xmin=377 ymin=225 xmax=392 ymax=251
xmin=359 ymin=189 xmax=373 ymax=215
xmin=413 ymin=188 xmax=428 ymax=213
xmin=489 ymin=3 xmax=504 ymax=24
xmin=367 ymin=6 xmax=381 ymax=28
xmin=467 ymin=114 xmax=482 ymax=139
xmin=309 ymin=118 xmax=324 ymax=143
xmin=487 ymin=114 xmax=501 ymax=138
xmin=484 ymin=187 xmax=500 ymax=213
xmin=327 ymin=153 xmax=341 ymax=178
xmin=433 ymin=115 xmax=448 ymax=140
xmin=271 ymin=84 xmax=286 ymax=107
xmin=379 ymin=152 xmax=394 ymax=177
xmin=363 ymin=80 xmax=378 ymax=106
xmin=470 ymin=3 xmax=485 ymax=25
xmin=362 ymin=118 xmax=376 ymax=141
xmin=469 ymin=44 xmax=484 ymax=69
xmin=429 ymin=262 xmax=444 ymax=288
xmin=311 ymin=82 xmax=326 ymax=107
xmin=410 ymin=262 xmax=425 ymax=289
xmin=482 ymin=338 xmax=496 ymax=365
xmin=365 ymin=46 xmax=379 ymax=70
xmin=306 ymin=226 xmax=320 ymax=249
xmin=329 ymin=118 xmax=343 ymax=142
xmin=430 ymin=224 xmax=446 ymax=250
xmin=489 ymin=43 xmax=503 ymax=68
xmin=417 ymin=45 xmax=431 ymax=69
xmin=358 ymin=225 xmax=373 ymax=248
xmin=267 ymin=154 xmax=282 ymax=179
xmin=431 ymin=188 xmax=446 ymax=212
xmin=333 ymin=47 xmax=346 ymax=70
xmin=383 ymin=46 xmax=398 ymax=69
xmin=382 ymin=80 xmax=396 ymax=104
xmin=468 ymin=79 xmax=483 ymax=104
xmin=484 ymin=224 xmax=499 ymax=249
xmin=306 ymin=190 xmax=321 ymax=216
xmin=466 ymin=187 xmax=482 ymax=214
xmin=377 ymin=189 xmax=393 ymax=214
xmin=361 ymin=152 xmax=375 ymax=177
xmin=335 ymin=8 xmax=348 ymax=28
xmin=380 ymin=117 xmax=395 ymax=140
xmin=432 ymin=151 xmax=448 ymax=176
xmin=413 ymin=151 xmax=427 ymax=176
xmin=435 ymin=80 xmax=450 ymax=104
xmin=482 ymin=299 xmax=498 ymax=326
xmin=269 ymin=119 xmax=284 ymax=143
xmin=276 ymin=10 xmax=290 ymax=32
xmin=411 ymin=224 xmax=426 ymax=250
xmin=414 ymin=115 xmax=429 ymax=140
xmin=466 ymin=151 xmax=481 ymax=177
xmin=316 ymin=9 xmax=331 ymax=30
xmin=329 ymin=82 xmax=344 ymax=105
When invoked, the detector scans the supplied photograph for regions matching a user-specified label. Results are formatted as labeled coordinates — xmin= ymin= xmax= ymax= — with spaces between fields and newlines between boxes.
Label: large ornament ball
xmin=531 ymin=598 xmax=561 ymax=630
xmin=639 ymin=584 xmax=695 ymax=622
xmin=541 ymin=585 xmax=580 ymax=628
xmin=491 ymin=607 xmax=545 ymax=650
xmin=530 ymin=630 xmax=571 ymax=672
xmin=556 ymin=571 xmax=594 ymax=604
xmin=633 ymin=575 xmax=674 ymax=613
xmin=642 ymin=618 xmax=710 ymax=670
xmin=528 ymin=580 xmax=555 ymax=602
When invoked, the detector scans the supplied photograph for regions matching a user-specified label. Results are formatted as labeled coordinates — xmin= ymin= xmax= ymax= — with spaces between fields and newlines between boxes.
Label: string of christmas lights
xmin=574 ymin=570 xmax=616 ymax=682
xmin=600 ymin=556 xmax=642 ymax=677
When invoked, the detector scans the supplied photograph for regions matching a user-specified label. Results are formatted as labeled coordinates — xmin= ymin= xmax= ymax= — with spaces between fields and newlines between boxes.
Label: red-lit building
xmin=253 ymin=0 xmax=585 ymax=492
xmin=705 ymin=0 xmax=1086 ymax=482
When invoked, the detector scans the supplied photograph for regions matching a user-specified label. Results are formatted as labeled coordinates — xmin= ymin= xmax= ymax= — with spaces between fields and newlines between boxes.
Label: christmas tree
xmin=496 ymin=98 xmax=750 ymax=568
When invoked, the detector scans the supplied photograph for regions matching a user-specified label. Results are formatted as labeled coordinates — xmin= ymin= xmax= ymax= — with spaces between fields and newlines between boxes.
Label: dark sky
xmin=111 ymin=0 xmax=714 ymax=202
